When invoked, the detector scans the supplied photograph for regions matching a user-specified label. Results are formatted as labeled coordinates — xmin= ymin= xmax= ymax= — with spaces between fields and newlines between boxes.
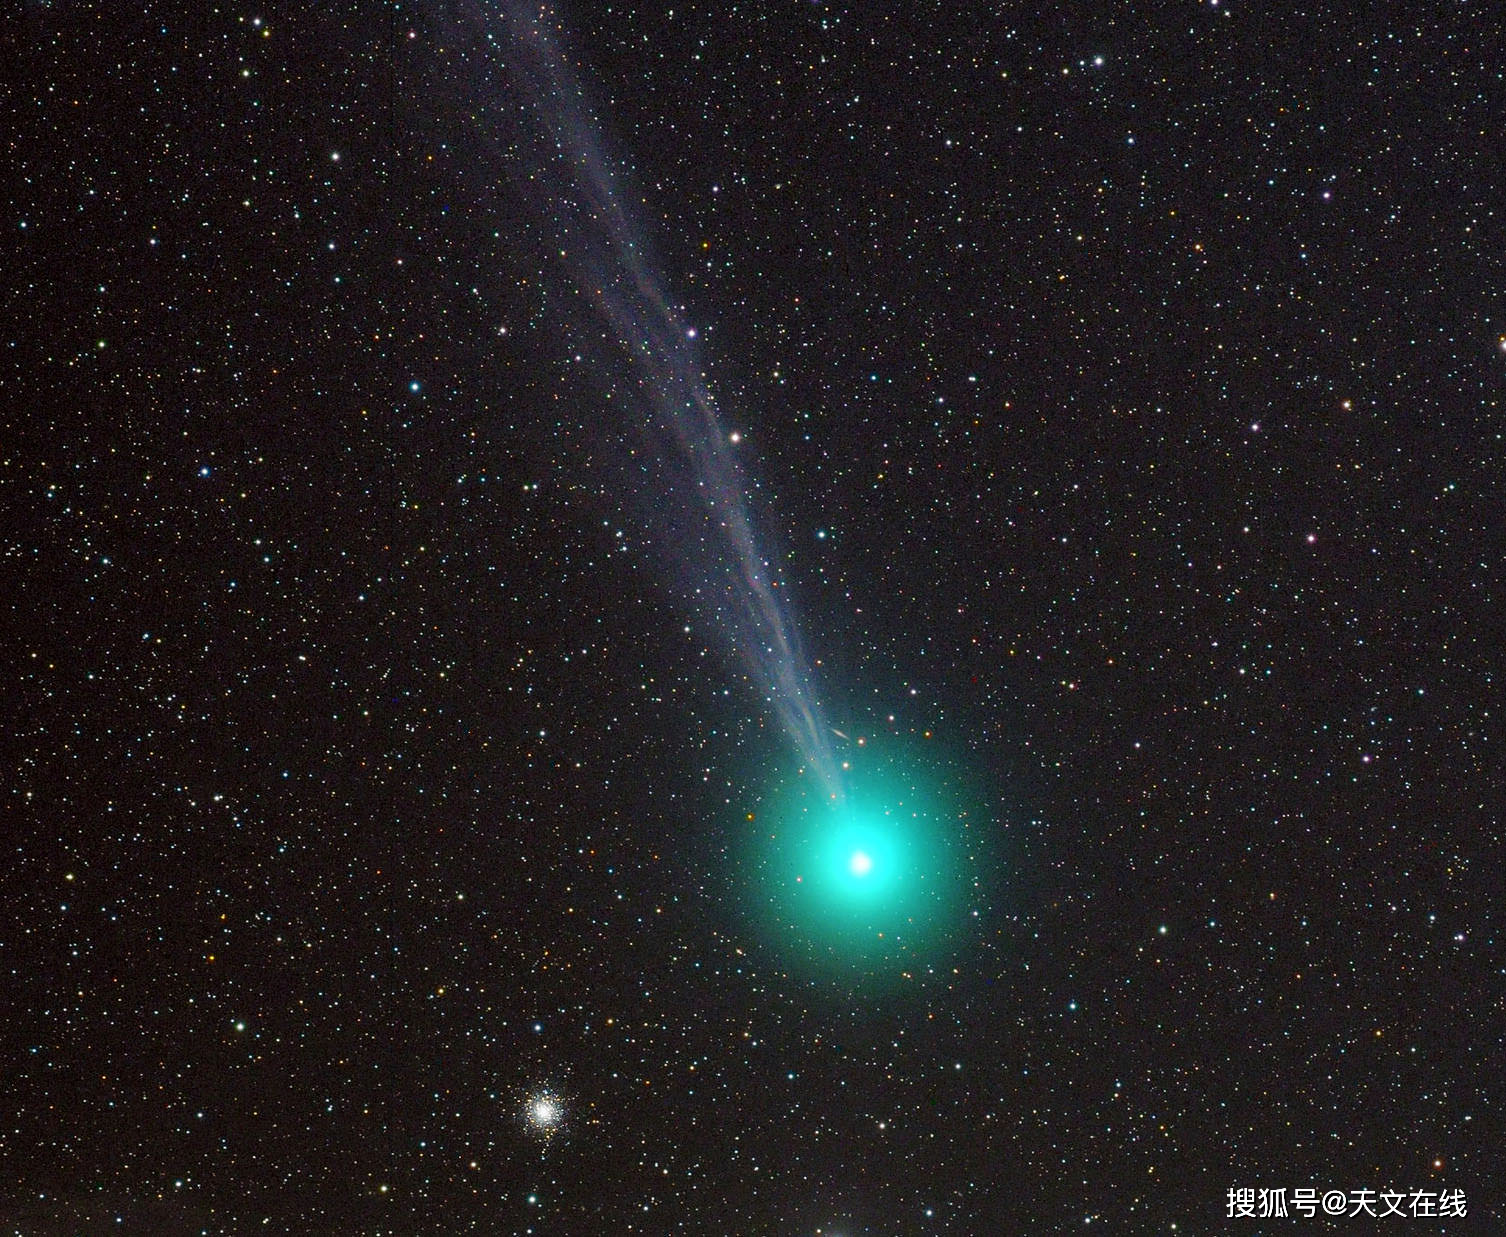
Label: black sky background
xmin=3 ymin=1 xmax=1503 ymax=1232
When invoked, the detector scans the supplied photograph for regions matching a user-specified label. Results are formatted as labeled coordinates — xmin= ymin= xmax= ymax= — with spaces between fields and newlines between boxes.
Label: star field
xmin=3 ymin=1 xmax=1502 ymax=1233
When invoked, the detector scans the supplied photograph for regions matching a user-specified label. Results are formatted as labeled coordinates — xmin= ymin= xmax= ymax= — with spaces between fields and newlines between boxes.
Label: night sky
xmin=4 ymin=2 xmax=1502 ymax=1233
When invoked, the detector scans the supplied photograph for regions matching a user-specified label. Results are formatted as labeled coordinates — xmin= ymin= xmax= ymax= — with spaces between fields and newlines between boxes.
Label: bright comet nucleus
xmin=742 ymin=734 xmax=983 ymax=978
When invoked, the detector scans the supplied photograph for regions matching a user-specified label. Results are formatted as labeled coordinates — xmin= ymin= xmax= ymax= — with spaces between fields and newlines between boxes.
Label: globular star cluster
xmin=4 ymin=0 xmax=1502 ymax=1233
xmin=525 ymin=1093 xmax=563 ymax=1137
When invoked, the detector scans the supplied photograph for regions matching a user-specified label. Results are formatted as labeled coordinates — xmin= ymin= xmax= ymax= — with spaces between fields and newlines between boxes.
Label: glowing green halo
xmin=741 ymin=734 xmax=980 ymax=979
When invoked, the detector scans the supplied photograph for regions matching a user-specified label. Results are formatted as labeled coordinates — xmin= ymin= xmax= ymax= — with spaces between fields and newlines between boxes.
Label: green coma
xmin=742 ymin=735 xmax=977 ymax=979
